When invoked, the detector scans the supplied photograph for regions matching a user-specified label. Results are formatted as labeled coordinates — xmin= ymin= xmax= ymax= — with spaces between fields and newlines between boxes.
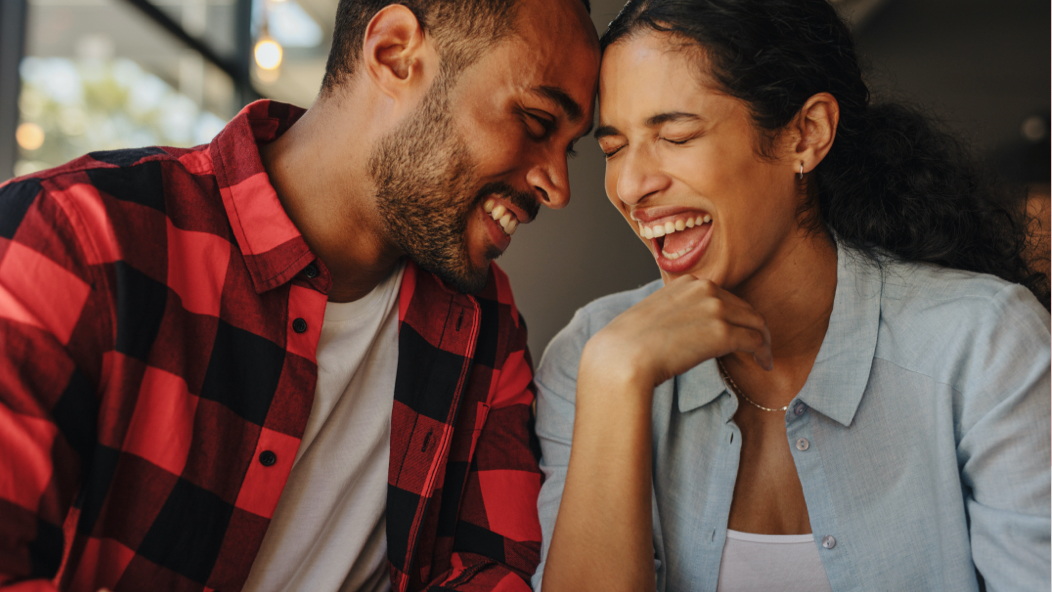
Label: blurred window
xmin=146 ymin=0 xmax=239 ymax=61
xmin=16 ymin=0 xmax=237 ymax=176
xmin=255 ymin=0 xmax=322 ymax=48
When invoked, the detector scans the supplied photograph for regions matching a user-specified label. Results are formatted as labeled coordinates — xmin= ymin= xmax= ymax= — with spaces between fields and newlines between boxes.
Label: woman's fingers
xmin=725 ymin=323 xmax=774 ymax=371
xmin=670 ymin=276 xmax=772 ymax=364
xmin=591 ymin=276 xmax=774 ymax=385
xmin=715 ymin=298 xmax=773 ymax=370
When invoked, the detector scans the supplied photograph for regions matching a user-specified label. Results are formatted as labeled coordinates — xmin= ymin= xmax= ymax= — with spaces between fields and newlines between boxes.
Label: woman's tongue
xmin=660 ymin=224 xmax=704 ymax=257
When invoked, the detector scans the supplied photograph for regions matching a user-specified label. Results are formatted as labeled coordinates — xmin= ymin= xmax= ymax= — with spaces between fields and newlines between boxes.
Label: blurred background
xmin=0 ymin=0 xmax=1048 ymax=356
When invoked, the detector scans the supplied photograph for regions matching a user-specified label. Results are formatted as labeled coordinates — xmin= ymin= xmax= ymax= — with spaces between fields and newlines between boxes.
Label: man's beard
xmin=369 ymin=74 xmax=537 ymax=294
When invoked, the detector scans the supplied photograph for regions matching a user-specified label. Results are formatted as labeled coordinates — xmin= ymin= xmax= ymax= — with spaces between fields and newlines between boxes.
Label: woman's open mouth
xmin=635 ymin=211 xmax=714 ymax=274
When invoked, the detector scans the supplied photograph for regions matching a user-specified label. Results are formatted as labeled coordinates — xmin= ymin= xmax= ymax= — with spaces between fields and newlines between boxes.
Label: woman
xmin=531 ymin=1 xmax=1051 ymax=591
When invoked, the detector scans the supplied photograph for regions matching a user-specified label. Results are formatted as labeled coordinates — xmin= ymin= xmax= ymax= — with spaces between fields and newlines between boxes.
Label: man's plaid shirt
xmin=0 ymin=100 xmax=543 ymax=592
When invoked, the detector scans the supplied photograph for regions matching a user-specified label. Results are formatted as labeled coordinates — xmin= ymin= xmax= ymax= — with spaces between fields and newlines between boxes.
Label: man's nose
xmin=525 ymin=150 xmax=571 ymax=210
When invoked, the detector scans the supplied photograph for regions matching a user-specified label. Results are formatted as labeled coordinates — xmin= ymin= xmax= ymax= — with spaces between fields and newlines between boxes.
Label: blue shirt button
xmin=796 ymin=437 xmax=810 ymax=451
xmin=822 ymin=535 xmax=836 ymax=549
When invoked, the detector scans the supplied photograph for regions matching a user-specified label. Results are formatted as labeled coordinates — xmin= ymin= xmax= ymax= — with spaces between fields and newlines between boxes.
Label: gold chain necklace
xmin=716 ymin=358 xmax=788 ymax=413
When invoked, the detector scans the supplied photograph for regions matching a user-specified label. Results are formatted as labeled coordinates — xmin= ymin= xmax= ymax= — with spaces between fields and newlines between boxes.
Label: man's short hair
xmin=321 ymin=0 xmax=591 ymax=93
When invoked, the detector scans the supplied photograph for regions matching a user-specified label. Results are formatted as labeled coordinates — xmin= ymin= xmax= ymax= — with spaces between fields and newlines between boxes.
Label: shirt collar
xmin=210 ymin=99 xmax=323 ymax=294
xmin=674 ymin=245 xmax=883 ymax=426
xmin=801 ymin=246 xmax=882 ymax=426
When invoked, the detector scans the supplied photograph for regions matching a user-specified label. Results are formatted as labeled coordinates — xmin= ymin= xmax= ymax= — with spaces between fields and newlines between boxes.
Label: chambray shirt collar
xmin=211 ymin=100 xmax=328 ymax=294
xmin=675 ymin=245 xmax=883 ymax=426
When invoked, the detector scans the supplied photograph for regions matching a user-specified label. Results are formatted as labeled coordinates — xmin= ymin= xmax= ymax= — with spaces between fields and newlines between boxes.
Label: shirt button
xmin=259 ymin=450 xmax=277 ymax=466
xmin=794 ymin=402 xmax=806 ymax=416
xmin=795 ymin=437 xmax=810 ymax=451
xmin=822 ymin=535 xmax=836 ymax=549
xmin=292 ymin=318 xmax=308 ymax=333
xmin=303 ymin=263 xmax=319 ymax=279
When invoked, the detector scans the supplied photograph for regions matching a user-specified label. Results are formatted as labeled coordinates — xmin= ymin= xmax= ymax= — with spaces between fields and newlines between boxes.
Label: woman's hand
xmin=542 ymin=276 xmax=771 ymax=592
xmin=582 ymin=275 xmax=773 ymax=392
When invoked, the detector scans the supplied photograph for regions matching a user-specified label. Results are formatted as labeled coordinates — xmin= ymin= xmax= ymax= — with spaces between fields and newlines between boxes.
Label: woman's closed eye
xmin=599 ymin=141 xmax=626 ymax=159
xmin=661 ymin=130 xmax=703 ymax=146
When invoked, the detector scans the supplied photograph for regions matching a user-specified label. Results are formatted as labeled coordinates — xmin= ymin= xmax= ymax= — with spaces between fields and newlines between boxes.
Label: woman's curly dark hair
xmin=602 ymin=0 xmax=1050 ymax=308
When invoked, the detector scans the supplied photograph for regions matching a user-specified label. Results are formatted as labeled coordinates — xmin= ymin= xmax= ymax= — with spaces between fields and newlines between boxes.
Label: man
xmin=0 ymin=0 xmax=599 ymax=589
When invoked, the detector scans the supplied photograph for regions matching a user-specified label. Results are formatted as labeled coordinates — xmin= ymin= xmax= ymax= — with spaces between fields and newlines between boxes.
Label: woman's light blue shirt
xmin=532 ymin=248 xmax=1051 ymax=592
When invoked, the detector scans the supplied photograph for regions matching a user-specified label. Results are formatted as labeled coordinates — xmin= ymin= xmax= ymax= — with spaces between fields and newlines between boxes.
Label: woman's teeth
xmin=662 ymin=246 xmax=693 ymax=260
xmin=483 ymin=198 xmax=519 ymax=236
xmin=640 ymin=214 xmax=711 ymax=240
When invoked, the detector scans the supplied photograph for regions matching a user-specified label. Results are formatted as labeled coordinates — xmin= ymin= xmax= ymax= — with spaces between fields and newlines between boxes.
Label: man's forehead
xmin=512 ymin=0 xmax=598 ymax=50
xmin=512 ymin=2 xmax=599 ymax=106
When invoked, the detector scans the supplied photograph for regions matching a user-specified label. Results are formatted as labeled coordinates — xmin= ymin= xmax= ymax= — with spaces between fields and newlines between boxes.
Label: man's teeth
xmin=640 ymin=214 xmax=711 ymax=240
xmin=484 ymin=198 xmax=519 ymax=236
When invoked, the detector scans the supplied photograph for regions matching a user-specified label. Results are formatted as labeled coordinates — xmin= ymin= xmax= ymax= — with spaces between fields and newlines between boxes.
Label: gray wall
xmin=498 ymin=0 xmax=1050 ymax=358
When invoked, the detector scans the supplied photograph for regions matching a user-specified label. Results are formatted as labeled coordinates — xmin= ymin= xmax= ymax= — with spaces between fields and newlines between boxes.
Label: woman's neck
xmin=725 ymin=229 xmax=838 ymax=397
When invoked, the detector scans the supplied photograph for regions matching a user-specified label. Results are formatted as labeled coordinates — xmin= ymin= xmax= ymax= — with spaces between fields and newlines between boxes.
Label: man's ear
xmin=362 ymin=5 xmax=434 ymax=100
xmin=792 ymin=92 xmax=839 ymax=174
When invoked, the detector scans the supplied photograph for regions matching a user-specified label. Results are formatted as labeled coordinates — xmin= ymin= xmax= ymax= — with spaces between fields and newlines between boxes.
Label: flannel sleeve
xmin=0 ymin=176 xmax=107 ymax=590
xmin=426 ymin=312 xmax=543 ymax=591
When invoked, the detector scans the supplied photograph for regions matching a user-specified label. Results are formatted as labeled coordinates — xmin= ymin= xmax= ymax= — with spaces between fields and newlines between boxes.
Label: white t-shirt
xmin=716 ymin=529 xmax=832 ymax=592
xmin=242 ymin=262 xmax=405 ymax=592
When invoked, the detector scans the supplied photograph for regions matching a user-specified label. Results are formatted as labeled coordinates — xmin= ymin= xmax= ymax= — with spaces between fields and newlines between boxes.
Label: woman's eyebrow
xmin=594 ymin=125 xmax=619 ymax=140
xmin=594 ymin=112 xmax=704 ymax=140
xmin=645 ymin=112 xmax=702 ymax=126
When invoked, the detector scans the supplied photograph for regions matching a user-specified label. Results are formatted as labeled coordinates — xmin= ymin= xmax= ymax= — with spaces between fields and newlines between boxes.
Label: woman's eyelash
xmin=602 ymin=146 xmax=625 ymax=158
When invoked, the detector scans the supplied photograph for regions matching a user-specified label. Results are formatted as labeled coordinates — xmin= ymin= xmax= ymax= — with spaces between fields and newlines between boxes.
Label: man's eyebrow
xmin=532 ymin=85 xmax=584 ymax=123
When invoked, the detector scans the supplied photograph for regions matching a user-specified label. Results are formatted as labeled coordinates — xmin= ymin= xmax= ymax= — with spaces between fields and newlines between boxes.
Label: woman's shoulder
xmin=553 ymin=278 xmax=665 ymax=343
xmin=537 ymin=279 xmax=664 ymax=376
xmin=871 ymin=255 xmax=1050 ymax=391
xmin=577 ymin=278 xmax=665 ymax=328
xmin=878 ymin=256 xmax=1049 ymax=329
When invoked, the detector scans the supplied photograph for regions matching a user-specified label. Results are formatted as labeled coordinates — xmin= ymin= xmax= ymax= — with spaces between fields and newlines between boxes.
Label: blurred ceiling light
xmin=254 ymin=33 xmax=283 ymax=71
xmin=16 ymin=122 xmax=45 ymax=151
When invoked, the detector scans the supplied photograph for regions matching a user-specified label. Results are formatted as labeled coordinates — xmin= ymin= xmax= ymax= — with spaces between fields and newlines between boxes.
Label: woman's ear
xmin=793 ymin=92 xmax=840 ymax=173
xmin=362 ymin=5 xmax=435 ymax=101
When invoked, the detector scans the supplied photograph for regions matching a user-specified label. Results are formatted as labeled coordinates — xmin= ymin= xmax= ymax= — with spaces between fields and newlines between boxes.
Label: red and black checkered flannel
xmin=0 ymin=100 xmax=544 ymax=592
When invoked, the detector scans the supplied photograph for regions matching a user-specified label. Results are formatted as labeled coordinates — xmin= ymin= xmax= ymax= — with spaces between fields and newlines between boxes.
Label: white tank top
xmin=716 ymin=529 xmax=833 ymax=592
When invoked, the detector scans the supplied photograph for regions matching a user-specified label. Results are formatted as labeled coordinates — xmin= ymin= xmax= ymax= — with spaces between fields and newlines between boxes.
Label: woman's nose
xmin=616 ymin=147 xmax=668 ymax=205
